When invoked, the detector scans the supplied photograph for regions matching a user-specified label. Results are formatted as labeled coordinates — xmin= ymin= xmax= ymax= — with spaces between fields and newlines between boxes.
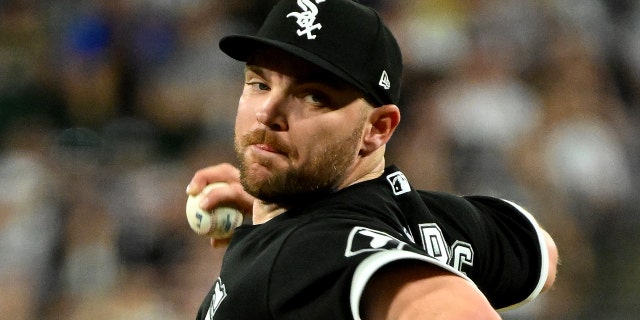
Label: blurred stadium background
xmin=1 ymin=0 xmax=639 ymax=319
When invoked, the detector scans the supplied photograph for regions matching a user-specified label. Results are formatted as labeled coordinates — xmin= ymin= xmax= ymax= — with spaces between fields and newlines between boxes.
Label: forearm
xmin=362 ymin=261 xmax=501 ymax=320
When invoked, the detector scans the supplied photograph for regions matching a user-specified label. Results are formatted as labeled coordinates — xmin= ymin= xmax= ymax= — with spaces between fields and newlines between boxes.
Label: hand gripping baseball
xmin=185 ymin=163 xmax=254 ymax=241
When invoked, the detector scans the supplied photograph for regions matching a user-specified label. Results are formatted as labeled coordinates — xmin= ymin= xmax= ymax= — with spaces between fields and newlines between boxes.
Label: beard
xmin=235 ymin=124 xmax=364 ymax=207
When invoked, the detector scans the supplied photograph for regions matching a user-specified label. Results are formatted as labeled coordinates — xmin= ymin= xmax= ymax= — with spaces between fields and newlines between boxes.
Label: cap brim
xmin=219 ymin=35 xmax=375 ymax=105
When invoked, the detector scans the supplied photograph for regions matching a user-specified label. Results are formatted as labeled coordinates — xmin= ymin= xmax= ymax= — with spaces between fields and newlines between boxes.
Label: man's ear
xmin=360 ymin=104 xmax=401 ymax=156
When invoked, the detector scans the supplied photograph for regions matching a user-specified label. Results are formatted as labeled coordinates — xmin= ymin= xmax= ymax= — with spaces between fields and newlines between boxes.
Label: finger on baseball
xmin=186 ymin=163 xmax=241 ymax=195
xmin=200 ymin=180 xmax=254 ymax=215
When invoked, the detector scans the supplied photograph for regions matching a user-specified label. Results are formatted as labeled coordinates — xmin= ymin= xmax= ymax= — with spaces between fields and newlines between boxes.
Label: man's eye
xmin=304 ymin=94 xmax=320 ymax=104
xmin=247 ymin=82 xmax=270 ymax=91
xmin=303 ymin=93 xmax=329 ymax=105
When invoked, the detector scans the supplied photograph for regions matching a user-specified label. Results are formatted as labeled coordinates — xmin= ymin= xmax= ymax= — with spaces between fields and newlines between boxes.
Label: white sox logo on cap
xmin=286 ymin=0 xmax=326 ymax=39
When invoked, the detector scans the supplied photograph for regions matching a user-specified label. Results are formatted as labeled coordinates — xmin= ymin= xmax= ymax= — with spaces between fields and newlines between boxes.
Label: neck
xmin=252 ymin=201 xmax=287 ymax=224
xmin=345 ymin=153 xmax=386 ymax=188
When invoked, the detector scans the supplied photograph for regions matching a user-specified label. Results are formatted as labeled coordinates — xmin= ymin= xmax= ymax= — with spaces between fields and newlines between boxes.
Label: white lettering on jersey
xmin=205 ymin=277 xmax=228 ymax=319
xmin=345 ymin=225 xmax=474 ymax=274
xmin=418 ymin=223 xmax=474 ymax=273
xmin=418 ymin=223 xmax=450 ymax=264
xmin=345 ymin=226 xmax=406 ymax=257
xmin=451 ymin=240 xmax=474 ymax=273
xmin=286 ymin=0 xmax=326 ymax=39
xmin=386 ymin=171 xmax=411 ymax=195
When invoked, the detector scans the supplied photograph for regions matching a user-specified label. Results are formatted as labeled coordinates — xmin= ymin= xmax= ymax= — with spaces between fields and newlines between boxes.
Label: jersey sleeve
xmin=475 ymin=198 xmax=549 ymax=311
xmin=267 ymin=215 xmax=473 ymax=320
xmin=426 ymin=193 xmax=549 ymax=309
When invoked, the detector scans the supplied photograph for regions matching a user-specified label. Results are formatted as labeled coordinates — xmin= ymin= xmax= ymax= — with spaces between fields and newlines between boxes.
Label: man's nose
xmin=256 ymin=94 xmax=288 ymax=131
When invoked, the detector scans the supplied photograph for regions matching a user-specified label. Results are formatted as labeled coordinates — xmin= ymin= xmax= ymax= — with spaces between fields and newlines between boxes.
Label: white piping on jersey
xmin=495 ymin=199 xmax=550 ymax=312
xmin=349 ymin=249 xmax=475 ymax=320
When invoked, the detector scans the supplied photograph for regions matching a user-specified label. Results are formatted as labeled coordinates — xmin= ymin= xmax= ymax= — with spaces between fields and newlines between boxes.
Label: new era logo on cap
xmin=379 ymin=70 xmax=391 ymax=90
xmin=286 ymin=0 xmax=326 ymax=39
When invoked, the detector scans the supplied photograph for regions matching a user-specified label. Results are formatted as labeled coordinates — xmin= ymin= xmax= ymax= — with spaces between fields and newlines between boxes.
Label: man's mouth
xmin=243 ymin=130 xmax=289 ymax=156
xmin=253 ymin=143 xmax=281 ymax=154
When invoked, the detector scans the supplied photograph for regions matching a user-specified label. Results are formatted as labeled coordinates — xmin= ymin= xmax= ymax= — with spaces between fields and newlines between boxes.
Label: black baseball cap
xmin=219 ymin=0 xmax=402 ymax=107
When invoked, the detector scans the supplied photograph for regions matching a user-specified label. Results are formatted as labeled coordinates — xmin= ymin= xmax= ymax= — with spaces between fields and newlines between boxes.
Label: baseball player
xmin=186 ymin=0 xmax=558 ymax=319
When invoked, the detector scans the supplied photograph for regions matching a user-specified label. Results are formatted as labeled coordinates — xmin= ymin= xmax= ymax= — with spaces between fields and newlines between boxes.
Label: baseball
xmin=186 ymin=182 xmax=244 ymax=239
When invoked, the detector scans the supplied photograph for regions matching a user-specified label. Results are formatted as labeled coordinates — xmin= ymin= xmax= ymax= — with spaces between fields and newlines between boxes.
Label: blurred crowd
xmin=1 ymin=0 xmax=639 ymax=319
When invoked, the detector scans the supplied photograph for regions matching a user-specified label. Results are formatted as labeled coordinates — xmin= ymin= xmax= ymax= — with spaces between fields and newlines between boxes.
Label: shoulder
xmin=415 ymin=190 xmax=540 ymax=235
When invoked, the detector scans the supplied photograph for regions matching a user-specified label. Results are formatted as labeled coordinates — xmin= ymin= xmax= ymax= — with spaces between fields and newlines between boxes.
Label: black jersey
xmin=196 ymin=165 xmax=548 ymax=319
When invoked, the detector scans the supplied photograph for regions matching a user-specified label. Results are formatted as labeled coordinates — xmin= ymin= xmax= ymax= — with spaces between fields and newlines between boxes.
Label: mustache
xmin=240 ymin=129 xmax=291 ymax=154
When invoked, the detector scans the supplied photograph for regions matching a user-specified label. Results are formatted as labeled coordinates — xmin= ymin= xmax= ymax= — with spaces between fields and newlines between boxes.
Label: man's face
xmin=234 ymin=48 xmax=372 ymax=205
